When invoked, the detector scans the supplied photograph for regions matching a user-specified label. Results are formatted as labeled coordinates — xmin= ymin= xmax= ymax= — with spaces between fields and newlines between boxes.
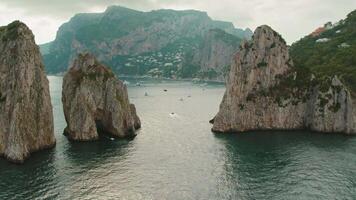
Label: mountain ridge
xmin=41 ymin=6 xmax=252 ymax=80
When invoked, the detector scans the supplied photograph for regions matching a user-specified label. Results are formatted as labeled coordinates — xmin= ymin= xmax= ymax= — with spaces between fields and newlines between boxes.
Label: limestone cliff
xmin=62 ymin=53 xmax=141 ymax=141
xmin=190 ymin=29 xmax=241 ymax=81
xmin=212 ymin=25 xmax=356 ymax=135
xmin=0 ymin=21 xmax=55 ymax=163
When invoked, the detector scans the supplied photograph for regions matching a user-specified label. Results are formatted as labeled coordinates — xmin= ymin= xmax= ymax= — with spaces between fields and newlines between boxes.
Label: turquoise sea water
xmin=0 ymin=76 xmax=355 ymax=199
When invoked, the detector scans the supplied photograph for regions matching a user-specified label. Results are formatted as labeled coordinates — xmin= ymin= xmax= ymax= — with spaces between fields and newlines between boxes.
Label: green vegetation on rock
xmin=257 ymin=61 xmax=268 ymax=68
xmin=290 ymin=9 xmax=356 ymax=92
xmin=0 ymin=21 xmax=23 ymax=41
xmin=0 ymin=91 xmax=5 ymax=102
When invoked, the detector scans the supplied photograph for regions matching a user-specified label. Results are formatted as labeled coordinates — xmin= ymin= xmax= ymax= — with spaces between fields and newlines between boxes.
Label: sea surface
xmin=0 ymin=76 xmax=355 ymax=200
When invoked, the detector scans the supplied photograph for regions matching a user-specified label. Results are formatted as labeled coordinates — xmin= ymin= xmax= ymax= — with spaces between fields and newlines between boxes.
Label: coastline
xmin=48 ymin=73 xmax=226 ymax=85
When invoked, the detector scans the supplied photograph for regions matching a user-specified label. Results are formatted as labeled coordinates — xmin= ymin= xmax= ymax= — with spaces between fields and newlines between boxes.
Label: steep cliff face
xmin=189 ymin=29 xmax=241 ymax=81
xmin=0 ymin=21 xmax=55 ymax=163
xmin=212 ymin=25 xmax=356 ymax=135
xmin=42 ymin=6 xmax=251 ymax=79
xmin=62 ymin=53 xmax=141 ymax=141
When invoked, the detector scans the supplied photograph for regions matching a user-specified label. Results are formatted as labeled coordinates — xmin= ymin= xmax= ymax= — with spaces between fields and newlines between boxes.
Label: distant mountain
xmin=42 ymin=6 xmax=252 ymax=80
xmin=184 ymin=29 xmax=242 ymax=81
xmin=290 ymin=9 xmax=356 ymax=92
xmin=39 ymin=42 xmax=51 ymax=55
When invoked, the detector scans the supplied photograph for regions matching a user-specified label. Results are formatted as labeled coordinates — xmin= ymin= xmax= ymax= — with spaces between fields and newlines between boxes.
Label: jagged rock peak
xmin=0 ymin=20 xmax=34 ymax=41
xmin=62 ymin=53 xmax=141 ymax=141
xmin=70 ymin=52 xmax=114 ymax=76
xmin=253 ymin=25 xmax=286 ymax=45
xmin=231 ymin=25 xmax=291 ymax=92
xmin=0 ymin=21 xmax=55 ymax=163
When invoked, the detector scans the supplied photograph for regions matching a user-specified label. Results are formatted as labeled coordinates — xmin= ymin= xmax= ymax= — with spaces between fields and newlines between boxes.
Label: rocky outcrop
xmin=0 ymin=21 xmax=55 ymax=163
xmin=212 ymin=25 xmax=356 ymax=135
xmin=62 ymin=53 xmax=141 ymax=141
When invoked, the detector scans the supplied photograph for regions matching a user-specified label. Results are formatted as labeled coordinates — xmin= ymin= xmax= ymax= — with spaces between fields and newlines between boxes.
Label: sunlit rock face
xmin=212 ymin=25 xmax=356 ymax=135
xmin=0 ymin=21 xmax=55 ymax=163
xmin=62 ymin=53 xmax=141 ymax=141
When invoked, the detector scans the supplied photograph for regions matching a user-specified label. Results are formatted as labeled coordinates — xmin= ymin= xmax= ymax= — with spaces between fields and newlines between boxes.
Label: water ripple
xmin=0 ymin=77 xmax=355 ymax=200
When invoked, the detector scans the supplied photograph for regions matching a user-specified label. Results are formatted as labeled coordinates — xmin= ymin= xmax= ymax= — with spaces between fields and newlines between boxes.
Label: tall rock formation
xmin=0 ymin=21 xmax=55 ymax=163
xmin=62 ymin=53 xmax=141 ymax=141
xmin=212 ymin=25 xmax=356 ymax=135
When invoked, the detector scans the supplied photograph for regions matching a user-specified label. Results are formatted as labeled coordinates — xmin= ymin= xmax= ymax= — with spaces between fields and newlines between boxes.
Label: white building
xmin=316 ymin=38 xmax=330 ymax=43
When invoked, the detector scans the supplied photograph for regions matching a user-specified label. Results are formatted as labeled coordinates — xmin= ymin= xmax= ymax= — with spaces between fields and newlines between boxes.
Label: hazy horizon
xmin=0 ymin=0 xmax=356 ymax=45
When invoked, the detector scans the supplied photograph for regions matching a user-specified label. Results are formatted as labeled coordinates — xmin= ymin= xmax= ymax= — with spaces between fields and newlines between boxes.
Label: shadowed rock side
xmin=62 ymin=53 xmax=141 ymax=141
xmin=0 ymin=21 xmax=55 ymax=163
xmin=212 ymin=25 xmax=356 ymax=135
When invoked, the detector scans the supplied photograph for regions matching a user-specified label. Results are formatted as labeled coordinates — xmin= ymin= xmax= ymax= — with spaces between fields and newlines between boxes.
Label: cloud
xmin=1 ymin=0 xmax=156 ymax=18
xmin=0 ymin=4 xmax=63 ymax=44
xmin=0 ymin=0 xmax=355 ymax=44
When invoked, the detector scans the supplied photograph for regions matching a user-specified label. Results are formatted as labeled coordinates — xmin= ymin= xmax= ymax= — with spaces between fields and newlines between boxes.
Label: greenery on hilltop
xmin=290 ymin=10 xmax=356 ymax=92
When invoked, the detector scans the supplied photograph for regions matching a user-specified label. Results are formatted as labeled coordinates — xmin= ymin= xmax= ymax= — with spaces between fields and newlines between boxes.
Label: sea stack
xmin=0 ymin=21 xmax=55 ymax=163
xmin=212 ymin=25 xmax=356 ymax=134
xmin=62 ymin=53 xmax=141 ymax=141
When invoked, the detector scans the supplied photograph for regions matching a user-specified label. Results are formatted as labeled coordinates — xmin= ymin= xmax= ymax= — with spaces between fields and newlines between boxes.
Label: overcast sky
xmin=0 ymin=0 xmax=355 ymax=44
